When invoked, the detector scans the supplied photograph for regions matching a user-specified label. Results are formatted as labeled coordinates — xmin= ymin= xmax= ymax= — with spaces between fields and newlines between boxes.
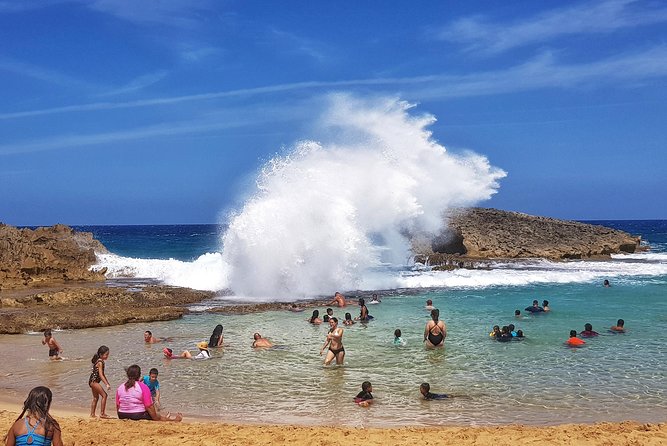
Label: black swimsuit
xmin=427 ymin=326 xmax=444 ymax=345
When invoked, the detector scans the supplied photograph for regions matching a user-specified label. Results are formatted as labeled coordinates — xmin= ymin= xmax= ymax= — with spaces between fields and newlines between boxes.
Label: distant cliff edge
xmin=412 ymin=208 xmax=643 ymax=267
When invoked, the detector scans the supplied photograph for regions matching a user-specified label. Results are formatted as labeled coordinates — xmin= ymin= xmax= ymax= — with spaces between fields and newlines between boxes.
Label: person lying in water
xmin=420 ymin=382 xmax=450 ymax=400
xmin=163 ymin=342 xmax=211 ymax=360
xmin=252 ymin=333 xmax=274 ymax=348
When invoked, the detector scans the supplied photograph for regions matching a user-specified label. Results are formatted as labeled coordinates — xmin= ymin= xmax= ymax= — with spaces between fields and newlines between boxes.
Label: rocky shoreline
xmin=0 ymin=209 xmax=647 ymax=333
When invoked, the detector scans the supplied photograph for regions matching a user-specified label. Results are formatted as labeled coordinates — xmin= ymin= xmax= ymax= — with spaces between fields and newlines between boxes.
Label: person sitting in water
xmin=525 ymin=300 xmax=544 ymax=313
xmin=328 ymin=292 xmax=346 ymax=307
xmin=320 ymin=317 xmax=345 ymax=365
xmin=308 ymin=310 xmax=323 ymax=325
xmin=496 ymin=326 xmax=512 ymax=342
xmin=393 ymin=329 xmax=406 ymax=346
xmin=343 ymin=312 xmax=355 ymax=326
xmin=209 ymin=325 xmax=224 ymax=348
xmin=610 ymin=319 xmax=626 ymax=333
xmin=580 ymin=323 xmax=599 ymax=337
xmin=425 ymin=299 xmax=435 ymax=311
xmin=603 ymin=279 xmax=611 ymax=287
xmin=354 ymin=381 xmax=373 ymax=407
xmin=508 ymin=324 xmax=517 ymax=337
xmin=252 ymin=333 xmax=274 ymax=348
xmin=424 ymin=309 xmax=446 ymax=348
xmin=420 ymin=382 xmax=449 ymax=400
xmin=566 ymin=330 xmax=585 ymax=347
xmin=355 ymin=298 xmax=373 ymax=321
xmin=542 ymin=300 xmax=550 ymax=312
xmin=163 ymin=342 xmax=211 ymax=360
xmin=369 ymin=294 xmax=381 ymax=304
xmin=489 ymin=325 xmax=501 ymax=338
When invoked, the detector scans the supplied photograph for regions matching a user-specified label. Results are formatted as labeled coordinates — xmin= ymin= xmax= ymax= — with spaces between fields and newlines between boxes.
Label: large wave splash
xmin=219 ymin=95 xmax=506 ymax=298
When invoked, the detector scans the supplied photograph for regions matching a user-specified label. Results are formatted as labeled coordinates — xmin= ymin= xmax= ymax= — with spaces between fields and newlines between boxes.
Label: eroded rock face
xmin=0 ymin=285 xmax=215 ymax=334
xmin=415 ymin=208 xmax=642 ymax=263
xmin=0 ymin=224 xmax=108 ymax=290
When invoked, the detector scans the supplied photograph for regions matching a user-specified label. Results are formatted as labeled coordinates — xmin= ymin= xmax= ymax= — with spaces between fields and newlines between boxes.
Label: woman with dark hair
xmin=116 ymin=364 xmax=182 ymax=421
xmin=308 ymin=310 xmax=322 ymax=324
xmin=5 ymin=386 xmax=62 ymax=446
xmin=423 ymin=309 xmax=446 ymax=348
xmin=355 ymin=298 xmax=373 ymax=321
xmin=209 ymin=324 xmax=224 ymax=347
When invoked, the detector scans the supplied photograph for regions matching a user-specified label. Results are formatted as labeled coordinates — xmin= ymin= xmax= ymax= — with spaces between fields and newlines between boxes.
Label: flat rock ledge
xmin=413 ymin=208 xmax=643 ymax=267
xmin=0 ymin=285 xmax=215 ymax=334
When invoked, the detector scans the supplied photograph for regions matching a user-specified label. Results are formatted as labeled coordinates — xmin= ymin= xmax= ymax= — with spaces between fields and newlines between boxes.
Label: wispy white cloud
xmin=97 ymin=70 xmax=168 ymax=97
xmin=0 ymin=57 xmax=100 ymax=90
xmin=1 ymin=46 xmax=666 ymax=121
xmin=86 ymin=0 xmax=215 ymax=27
xmin=267 ymin=27 xmax=331 ymax=63
xmin=436 ymin=0 xmax=667 ymax=54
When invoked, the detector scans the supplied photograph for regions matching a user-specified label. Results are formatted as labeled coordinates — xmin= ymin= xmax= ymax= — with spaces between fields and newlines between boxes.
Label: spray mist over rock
xmin=219 ymin=94 xmax=506 ymax=298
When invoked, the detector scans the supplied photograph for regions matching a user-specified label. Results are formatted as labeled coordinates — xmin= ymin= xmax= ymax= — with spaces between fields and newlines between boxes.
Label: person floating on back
xmin=5 ymin=386 xmax=63 ymax=446
xmin=610 ymin=319 xmax=626 ymax=333
xmin=42 ymin=329 xmax=62 ymax=360
xmin=420 ymin=382 xmax=449 ymax=400
xmin=566 ymin=330 xmax=586 ymax=347
xmin=580 ymin=323 xmax=599 ymax=337
xmin=354 ymin=381 xmax=373 ymax=406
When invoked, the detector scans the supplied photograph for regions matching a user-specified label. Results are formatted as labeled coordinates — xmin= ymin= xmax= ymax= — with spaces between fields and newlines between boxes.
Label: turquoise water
xmin=0 ymin=280 xmax=664 ymax=426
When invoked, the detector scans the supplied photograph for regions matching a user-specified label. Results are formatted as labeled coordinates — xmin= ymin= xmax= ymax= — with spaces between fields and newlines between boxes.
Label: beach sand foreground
xmin=1 ymin=409 xmax=664 ymax=446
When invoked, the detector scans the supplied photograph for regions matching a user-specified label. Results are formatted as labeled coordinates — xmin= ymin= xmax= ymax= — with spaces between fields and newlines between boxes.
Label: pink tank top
xmin=116 ymin=381 xmax=153 ymax=413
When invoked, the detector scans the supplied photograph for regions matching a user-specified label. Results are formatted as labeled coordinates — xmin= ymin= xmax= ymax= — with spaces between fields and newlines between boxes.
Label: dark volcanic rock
xmin=414 ymin=208 xmax=642 ymax=264
xmin=0 ymin=224 xmax=108 ymax=290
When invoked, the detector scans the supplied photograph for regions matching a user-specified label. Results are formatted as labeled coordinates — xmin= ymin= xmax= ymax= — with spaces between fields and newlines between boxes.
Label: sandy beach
xmin=1 ymin=404 xmax=664 ymax=446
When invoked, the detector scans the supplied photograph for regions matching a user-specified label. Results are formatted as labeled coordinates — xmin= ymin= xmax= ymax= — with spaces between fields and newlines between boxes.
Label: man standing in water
xmin=320 ymin=317 xmax=345 ymax=365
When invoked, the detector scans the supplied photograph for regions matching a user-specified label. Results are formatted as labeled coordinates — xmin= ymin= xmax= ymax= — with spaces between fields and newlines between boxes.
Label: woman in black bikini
xmin=320 ymin=317 xmax=345 ymax=365
xmin=424 ymin=309 xmax=446 ymax=348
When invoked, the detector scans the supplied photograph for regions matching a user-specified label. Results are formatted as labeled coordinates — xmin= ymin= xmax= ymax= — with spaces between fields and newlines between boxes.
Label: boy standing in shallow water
xmin=42 ymin=329 xmax=62 ymax=360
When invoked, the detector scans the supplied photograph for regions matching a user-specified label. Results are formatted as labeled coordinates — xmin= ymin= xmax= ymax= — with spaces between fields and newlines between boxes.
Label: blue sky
xmin=1 ymin=0 xmax=666 ymax=225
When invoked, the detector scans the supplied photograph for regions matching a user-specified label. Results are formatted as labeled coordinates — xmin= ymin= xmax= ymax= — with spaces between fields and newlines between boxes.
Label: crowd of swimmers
xmin=8 ymin=278 xmax=627 ymax=442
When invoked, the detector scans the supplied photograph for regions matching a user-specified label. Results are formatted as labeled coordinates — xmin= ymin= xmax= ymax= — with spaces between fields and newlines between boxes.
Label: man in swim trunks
xmin=420 ymin=382 xmax=449 ymax=400
xmin=320 ymin=317 xmax=345 ymax=365
xmin=252 ymin=333 xmax=274 ymax=348
xmin=580 ymin=323 xmax=599 ymax=337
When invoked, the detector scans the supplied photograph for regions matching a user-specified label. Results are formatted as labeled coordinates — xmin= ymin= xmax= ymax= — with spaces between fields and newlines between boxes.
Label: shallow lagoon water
xmin=1 ymin=280 xmax=665 ymax=427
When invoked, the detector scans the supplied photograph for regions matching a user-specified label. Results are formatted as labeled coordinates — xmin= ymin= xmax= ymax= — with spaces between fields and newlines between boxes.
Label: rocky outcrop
xmin=0 ymin=285 xmax=215 ymax=334
xmin=414 ymin=208 xmax=642 ymax=264
xmin=0 ymin=224 xmax=107 ymax=290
